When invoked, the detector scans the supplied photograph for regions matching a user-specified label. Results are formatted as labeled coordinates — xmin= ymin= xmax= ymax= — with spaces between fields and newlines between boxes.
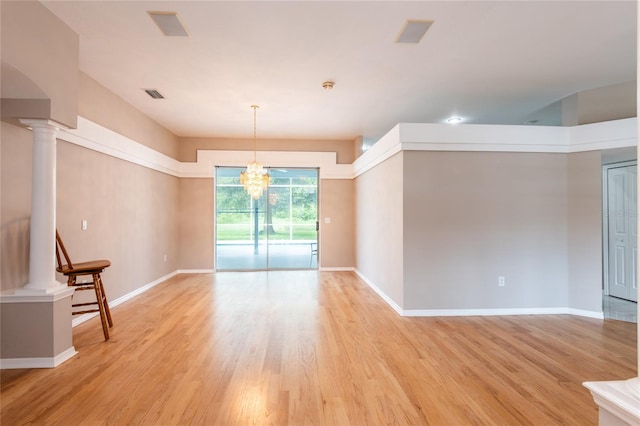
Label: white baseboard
xmin=401 ymin=307 xmax=603 ymax=317
xmin=566 ymin=308 xmax=605 ymax=319
xmin=69 ymin=269 xmax=606 ymax=327
xmin=354 ymin=269 xmax=606 ymax=320
xmin=72 ymin=270 xmax=180 ymax=327
xmin=1 ymin=346 xmax=77 ymax=369
xmin=354 ymin=269 xmax=403 ymax=315
xmin=319 ymin=267 xmax=355 ymax=272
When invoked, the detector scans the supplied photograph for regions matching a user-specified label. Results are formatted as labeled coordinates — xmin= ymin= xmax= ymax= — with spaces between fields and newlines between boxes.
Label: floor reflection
xmin=603 ymin=295 xmax=637 ymax=323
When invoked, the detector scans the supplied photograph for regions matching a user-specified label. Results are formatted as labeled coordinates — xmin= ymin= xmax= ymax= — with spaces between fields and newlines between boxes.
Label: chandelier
xmin=240 ymin=105 xmax=270 ymax=199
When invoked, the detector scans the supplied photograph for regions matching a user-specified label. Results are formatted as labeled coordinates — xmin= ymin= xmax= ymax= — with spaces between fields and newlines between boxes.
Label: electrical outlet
xmin=163 ymin=254 xmax=167 ymax=262
xmin=81 ymin=220 xmax=88 ymax=230
xmin=498 ymin=276 xmax=505 ymax=287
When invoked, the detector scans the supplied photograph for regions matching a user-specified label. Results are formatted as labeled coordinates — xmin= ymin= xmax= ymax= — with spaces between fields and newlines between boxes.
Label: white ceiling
xmin=41 ymin=1 xmax=637 ymax=141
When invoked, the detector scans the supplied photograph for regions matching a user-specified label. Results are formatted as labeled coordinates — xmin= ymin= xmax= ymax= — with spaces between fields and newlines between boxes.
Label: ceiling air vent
xmin=144 ymin=89 xmax=165 ymax=99
xmin=148 ymin=11 xmax=189 ymax=37
xmin=396 ymin=20 xmax=433 ymax=44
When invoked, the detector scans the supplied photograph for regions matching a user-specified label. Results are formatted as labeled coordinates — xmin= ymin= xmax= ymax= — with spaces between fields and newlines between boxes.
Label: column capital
xmin=19 ymin=119 xmax=69 ymax=132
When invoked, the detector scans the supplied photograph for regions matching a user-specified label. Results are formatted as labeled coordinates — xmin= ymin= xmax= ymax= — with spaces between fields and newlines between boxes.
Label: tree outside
xmin=216 ymin=172 xmax=317 ymax=242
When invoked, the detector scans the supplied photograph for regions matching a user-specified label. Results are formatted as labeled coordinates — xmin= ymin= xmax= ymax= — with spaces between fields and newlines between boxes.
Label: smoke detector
xmin=322 ymin=81 xmax=335 ymax=91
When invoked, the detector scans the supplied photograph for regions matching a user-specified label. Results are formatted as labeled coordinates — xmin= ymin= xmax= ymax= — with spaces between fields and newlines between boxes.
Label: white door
xmin=607 ymin=165 xmax=638 ymax=302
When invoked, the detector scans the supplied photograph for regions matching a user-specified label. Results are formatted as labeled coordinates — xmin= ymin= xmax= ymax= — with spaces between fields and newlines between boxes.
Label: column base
xmin=584 ymin=377 xmax=640 ymax=426
xmin=1 ymin=286 xmax=76 ymax=369
xmin=0 ymin=346 xmax=77 ymax=369
xmin=3 ymin=282 xmax=73 ymax=302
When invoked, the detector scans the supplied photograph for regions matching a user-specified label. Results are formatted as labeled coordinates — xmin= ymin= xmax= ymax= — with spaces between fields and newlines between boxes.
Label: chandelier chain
xmin=251 ymin=105 xmax=258 ymax=161
xmin=240 ymin=104 xmax=270 ymax=200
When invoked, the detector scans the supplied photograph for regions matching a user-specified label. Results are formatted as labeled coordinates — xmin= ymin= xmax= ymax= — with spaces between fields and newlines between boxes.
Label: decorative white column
xmin=18 ymin=119 xmax=68 ymax=294
xmin=0 ymin=119 xmax=76 ymax=369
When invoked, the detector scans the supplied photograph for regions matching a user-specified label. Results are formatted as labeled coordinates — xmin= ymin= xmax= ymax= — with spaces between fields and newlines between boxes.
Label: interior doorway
xmin=215 ymin=167 xmax=319 ymax=271
xmin=603 ymin=161 xmax=638 ymax=322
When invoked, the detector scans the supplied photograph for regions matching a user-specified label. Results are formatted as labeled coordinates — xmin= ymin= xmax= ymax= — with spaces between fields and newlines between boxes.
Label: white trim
xmin=1 ymin=346 xmax=77 ymax=370
xmin=0 ymin=286 xmax=74 ymax=303
xmin=58 ymin=117 xmax=354 ymax=180
xmin=56 ymin=117 xmax=636 ymax=182
xmin=569 ymin=119 xmax=638 ymax=153
xmin=353 ymin=125 xmax=403 ymax=177
xmin=584 ymin=378 xmax=640 ymax=426
xmin=566 ymin=308 xmax=605 ymax=319
xmin=402 ymin=308 xmax=567 ymax=317
xmin=194 ymin=150 xmax=352 ymax=179
xmin=354 ymin=269 xmax=403 ymax=315
xmin=403 ymin=307 xmax=604 ymax=318
xmin=71 ymin=270 xmax=217 ymax=327
xmin=399 ymin=122 xmax=570 ymax=152
xmin=60 ymin=117 xmax=182 ymax=177
xmin=319 ymin=267 xmax=355 ymax=272
xmin=72 ymin=271 xmax=180 ymax=327
xmin=353 ymin=118 xmax=637 ymax=178
xmin=20 ymin=118 xmax=69 ymax=132
xmin=355 ymin=269 xmax=605 ymax=319
xmin=176 ymin=269 xmax=215 ymax=274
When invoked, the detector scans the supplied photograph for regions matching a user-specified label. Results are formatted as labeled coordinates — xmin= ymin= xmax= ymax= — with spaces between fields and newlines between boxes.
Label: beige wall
xmin=319 ymin=179 xmax=355 ymax=268
xmin=353 ymin=149 xmax=603 ymax=313
xmin=79 ymin=73 xmax=179 ymax=159
xmin=177 ymin=137 xmax=356 ymax=164
xmin=567 ymin=151 xmax=603 ymax=312
xmin=355 ymin=153 xmax=404 ymax=307
xmin=577 ymin=81 xmax=637 ymax=125
xmin=1 ymin=122 xmax=33 ymax=291
xmin=55 ymin=141 xmax=180 ymax=301
xmin=1 ymin=79 xmax=181 ymax=297
xmin=178 ymin=178 xmax=214 ymax=270
xmin=402 ymin=151 xmax=569 ymax=310
xmin=562 ymin=81 xmax=637 ymax=126
xmin=1 ymin=1 xmax=78 ymax=128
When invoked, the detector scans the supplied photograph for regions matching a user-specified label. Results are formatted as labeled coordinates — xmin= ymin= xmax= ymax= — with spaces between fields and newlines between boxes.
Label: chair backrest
xmin=55 ymin=230 xmax=74 ymax=272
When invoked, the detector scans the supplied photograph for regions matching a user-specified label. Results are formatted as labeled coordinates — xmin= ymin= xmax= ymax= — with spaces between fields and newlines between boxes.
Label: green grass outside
xmin=216 ymin=223 xmax=317 ymax=241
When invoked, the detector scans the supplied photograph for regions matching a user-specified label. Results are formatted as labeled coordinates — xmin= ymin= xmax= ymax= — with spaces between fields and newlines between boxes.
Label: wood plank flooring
xmin=1 ymin=271 xmax=637 ymax=425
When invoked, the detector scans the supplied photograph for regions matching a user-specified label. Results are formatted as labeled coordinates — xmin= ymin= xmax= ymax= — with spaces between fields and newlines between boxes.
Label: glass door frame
xmin=214 ymin=166 xmax=319 ymax=271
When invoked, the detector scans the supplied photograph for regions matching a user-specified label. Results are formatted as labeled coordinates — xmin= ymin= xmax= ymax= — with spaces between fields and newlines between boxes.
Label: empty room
xmin=1 ymin=1 xmax=638 ymax=425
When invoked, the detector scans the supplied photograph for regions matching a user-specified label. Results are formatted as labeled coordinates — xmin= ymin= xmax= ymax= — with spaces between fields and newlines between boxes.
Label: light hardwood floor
xmin=1 ymin=271 xmax=637 ymax=425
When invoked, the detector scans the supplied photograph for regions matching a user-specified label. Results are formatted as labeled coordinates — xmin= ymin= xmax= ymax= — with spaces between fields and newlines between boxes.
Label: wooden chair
xmin=55 ymin=230 xmax=113 ymax=341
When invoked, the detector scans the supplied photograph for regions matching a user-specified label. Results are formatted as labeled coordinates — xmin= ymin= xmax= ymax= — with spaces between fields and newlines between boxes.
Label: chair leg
xmin=97 ymin=274 xmax=113 ymax=327
xmin=92 ymin=273 xmax=110 ymax=341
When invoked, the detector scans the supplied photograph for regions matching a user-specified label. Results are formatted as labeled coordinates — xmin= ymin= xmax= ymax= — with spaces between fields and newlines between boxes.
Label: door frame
xmin=602 ymin=160 xmax=637 ymax=297
xmin=213 ymin=166 xmax=320 ymax=271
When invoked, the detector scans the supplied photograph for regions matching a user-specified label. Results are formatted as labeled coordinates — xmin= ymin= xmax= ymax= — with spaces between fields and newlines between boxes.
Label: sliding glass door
xmin=215 ymin=167 xmax=318 ymax=271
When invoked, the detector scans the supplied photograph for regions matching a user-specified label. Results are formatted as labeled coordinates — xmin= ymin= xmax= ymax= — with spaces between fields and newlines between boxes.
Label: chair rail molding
xmin=57 ymin=116 xmax=637 ymax=183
